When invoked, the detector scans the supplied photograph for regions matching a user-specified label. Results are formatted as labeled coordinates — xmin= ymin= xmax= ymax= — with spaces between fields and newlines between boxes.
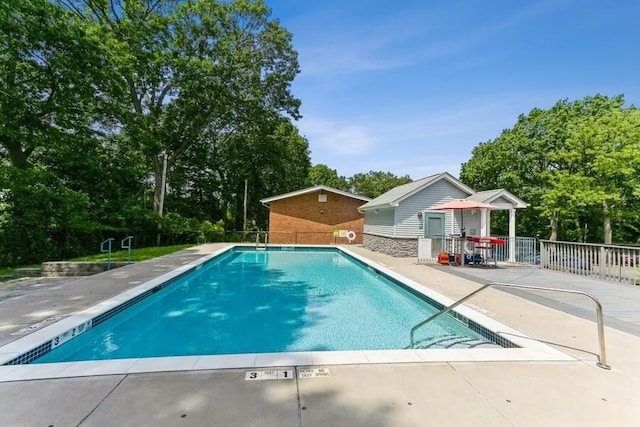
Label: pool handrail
xmin=409 ymin=282 xmax=611 ymax=369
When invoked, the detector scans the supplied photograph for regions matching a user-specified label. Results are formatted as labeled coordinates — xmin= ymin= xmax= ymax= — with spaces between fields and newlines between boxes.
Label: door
xmin=425 ymin=213 xmax=445 ymax=254
xmin=425 ymin=213 xmax=445 ymax=237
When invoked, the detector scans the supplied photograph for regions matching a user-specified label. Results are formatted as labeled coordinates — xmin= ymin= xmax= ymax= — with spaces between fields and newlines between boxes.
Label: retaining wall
xmin=41 ymin=262 xmax=130 ymax=276
xmin=363 ymin=234 xmax=418 ymax=257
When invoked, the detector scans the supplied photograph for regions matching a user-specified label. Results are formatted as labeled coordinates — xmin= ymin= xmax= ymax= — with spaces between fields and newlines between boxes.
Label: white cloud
xmin=280 ymin=0 xmax=639 ymax=181
xmin=293 ymin=1 xmax=567 ymax=80
xmin=298 ymin=35 xmax=411 ymax=77
xmin=293 ymin=8 xmax=436 ymax=77
xmin=299 ymin=118 xmax=375 ymax=156
xmin=300 ymin=94 xmax=542 ymax=178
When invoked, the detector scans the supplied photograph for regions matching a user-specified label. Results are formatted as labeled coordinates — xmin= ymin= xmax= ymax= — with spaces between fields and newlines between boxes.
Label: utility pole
xmin=158 ymin=152 xmax=168 ymax=218
xmin=157 ymin=151 xmax=168 ymax=246
xmin=243 ymin=179 xmax=248 ymax=234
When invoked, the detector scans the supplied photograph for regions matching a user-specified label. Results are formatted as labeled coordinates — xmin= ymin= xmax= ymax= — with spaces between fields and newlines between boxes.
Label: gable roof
xmin=466 ymin=189 xmax=529 ymax=208
xmin=260 ymin=185 xmax=371 ymax=205
xmin=358 ymin=172 xmax=475 ymax=210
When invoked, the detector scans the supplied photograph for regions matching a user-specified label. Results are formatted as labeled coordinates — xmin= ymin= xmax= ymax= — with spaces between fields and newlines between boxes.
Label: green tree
xmin=0 ymin=0 xmax=131 ymax=264
xmin=461 ymin=94 xmax=640 ymax=243
xmin=169 ymin=115 xmax=310 ymax=230
xmin=0 ymin=167 xmax=92 ymax=265
xmin=307 ymin=164 xmax=349 ymax=191
xmin=220 ymin=116 xmax=310 ymax=230
xmin=60 ymin=0 xmax=301 ymax=218
xmin=551 ymin=107 xmax=640 ymax=243
xmin=349 ymin=171 xmax=412 ymax=198
xmin=0 ymin=0 xmax=107 ymax=168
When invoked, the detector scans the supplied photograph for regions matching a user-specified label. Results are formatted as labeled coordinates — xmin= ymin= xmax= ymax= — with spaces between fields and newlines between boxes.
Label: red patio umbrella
xmin=427 ymin=199 xmax=496 ymax=236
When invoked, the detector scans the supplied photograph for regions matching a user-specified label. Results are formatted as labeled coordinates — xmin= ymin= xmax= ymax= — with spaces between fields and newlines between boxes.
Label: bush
xmin=0 ymin=168 xmax=94 ymax=266
xmin=159 ymin=213 xmax=225 ymax=245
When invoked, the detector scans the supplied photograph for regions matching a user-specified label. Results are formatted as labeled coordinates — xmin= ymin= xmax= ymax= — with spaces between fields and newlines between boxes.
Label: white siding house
xmin=358 ymin=172 xmax=528 ymax=257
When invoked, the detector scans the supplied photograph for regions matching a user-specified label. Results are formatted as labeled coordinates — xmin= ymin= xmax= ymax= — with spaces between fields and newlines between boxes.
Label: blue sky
xmin=266 ymin=0 xmax=640 ymax=179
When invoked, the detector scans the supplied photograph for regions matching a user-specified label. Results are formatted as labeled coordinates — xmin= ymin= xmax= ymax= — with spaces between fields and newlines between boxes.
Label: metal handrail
xmin=121 ymin=236 xmax=134 ymax=263
xmin=255 ymin=231 xmax=268 ymax=248
xmin=100 ymin=238 xmax=114 ymax=271
xmin=409 ymin=282 xmax=611 ymax=369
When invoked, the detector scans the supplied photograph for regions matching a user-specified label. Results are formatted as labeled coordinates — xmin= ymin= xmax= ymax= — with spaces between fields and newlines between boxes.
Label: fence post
xmin=599 ymin=246 xmax=606 ymax=280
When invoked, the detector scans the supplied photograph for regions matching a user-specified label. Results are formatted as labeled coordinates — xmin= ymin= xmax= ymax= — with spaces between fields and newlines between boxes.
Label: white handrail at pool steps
xmin=255 ymin=231 xmax=268 ymax=249
xmin=409 ymin=282 xmax=611 ymax=370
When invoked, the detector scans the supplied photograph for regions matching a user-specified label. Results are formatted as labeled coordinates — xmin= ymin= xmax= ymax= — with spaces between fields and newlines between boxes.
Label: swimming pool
xmin=32 ymin=247 xmax=504 ymax=363
xmin=0 ymin=245 xmax=573 ymax=380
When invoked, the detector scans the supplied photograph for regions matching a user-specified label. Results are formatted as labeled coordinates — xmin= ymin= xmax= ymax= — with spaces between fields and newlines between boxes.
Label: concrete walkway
xmin=1 ymin=244 xmax=639 ymax=426
xmin=430 ymin=263 xmax=640 ymax=337
xmin=0 ymin=245 xmax=228 ymax=347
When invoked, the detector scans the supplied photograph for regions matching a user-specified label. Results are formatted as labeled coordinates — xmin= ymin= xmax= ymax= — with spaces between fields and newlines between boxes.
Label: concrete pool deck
xmin=0 ymin=244 xmax=639 ymax=426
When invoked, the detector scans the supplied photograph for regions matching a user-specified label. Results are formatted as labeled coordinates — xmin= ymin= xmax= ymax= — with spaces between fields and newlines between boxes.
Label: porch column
xmin=509 ymin=208 xmax=516 ymax=262
xmin=480 ymin=209 xmax=490 ymax=236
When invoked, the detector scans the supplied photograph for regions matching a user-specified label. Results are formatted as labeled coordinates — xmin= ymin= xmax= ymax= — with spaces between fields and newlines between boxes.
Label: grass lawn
xmin=0 ymin=267 xmax=16 ymax=277
xmin=0 ymin=244 xmax=194 ymax=279
xmin=70 ymin=244 xmax=194 ymax=262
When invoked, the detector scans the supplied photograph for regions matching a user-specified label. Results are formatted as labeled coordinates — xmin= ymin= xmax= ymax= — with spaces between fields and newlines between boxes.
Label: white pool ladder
xmin=255 ymin=231 xmax=268 ymax=250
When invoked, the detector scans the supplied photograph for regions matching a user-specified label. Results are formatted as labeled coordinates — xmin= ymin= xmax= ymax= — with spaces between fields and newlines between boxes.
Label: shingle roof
xmin=260 ymin=185 xmax=371 ymax=204
xmin=465 ymin=189 xmax=529 ymax=208
xmin=359 ymin=172 xmax=475 ymax=210
xmin=465 ymin=189 xmax=503 ymax=202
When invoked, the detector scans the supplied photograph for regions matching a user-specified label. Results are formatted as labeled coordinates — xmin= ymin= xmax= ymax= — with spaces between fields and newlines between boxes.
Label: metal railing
xmin=492 ymin=235 xmax=538 ymax=263
xmin=121 ymin=236 xmax=134 ymax=263
xmin=418 ymin=235 xmax=538 ymax=264
xmin=409 ymin=282 xmax=610 ymax=369
xmin=255 ymin=231 xmax=268 ymax=248
xmin=100 ymin=238 xmax=114 ymax=270
xmin=540 ymin=240 xmax=640 ymax=285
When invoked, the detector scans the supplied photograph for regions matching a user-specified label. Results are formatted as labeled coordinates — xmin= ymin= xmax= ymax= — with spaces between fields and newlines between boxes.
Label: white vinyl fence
xmin=540 ymin=240 xmax=640 ymax=286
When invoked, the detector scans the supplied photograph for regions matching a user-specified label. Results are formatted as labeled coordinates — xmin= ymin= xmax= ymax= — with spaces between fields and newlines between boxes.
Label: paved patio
xmin=0 ymin=244 xmax=639 ymax=426
xmin=430 ymin=262 xmax=640 ymax=337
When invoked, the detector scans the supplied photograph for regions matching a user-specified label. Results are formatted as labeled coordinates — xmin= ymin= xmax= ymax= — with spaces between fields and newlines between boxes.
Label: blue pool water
xmin=34 ymin=248 xmax=500 ymax=363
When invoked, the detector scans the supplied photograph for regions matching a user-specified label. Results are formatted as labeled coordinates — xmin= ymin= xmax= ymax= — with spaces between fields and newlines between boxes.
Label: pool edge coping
xmin=0 ymin=244 xmax=576 ymax=382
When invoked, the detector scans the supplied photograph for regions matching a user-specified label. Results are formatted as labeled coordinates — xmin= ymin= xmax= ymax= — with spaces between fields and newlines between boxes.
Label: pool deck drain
xmin=0 ymin=244 xmax=639 ymax=425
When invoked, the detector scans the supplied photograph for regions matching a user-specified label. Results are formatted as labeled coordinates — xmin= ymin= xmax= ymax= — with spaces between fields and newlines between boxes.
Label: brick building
xmin=260 ymin=186 xmax=371 ymax=244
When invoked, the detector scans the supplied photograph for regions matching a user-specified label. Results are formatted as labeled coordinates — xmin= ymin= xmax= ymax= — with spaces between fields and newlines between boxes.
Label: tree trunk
xmin=603 ymin=201 xmax=612 ymax=244
xmin=4 ymin=140 xmax=30 ymax=169
xmin=603 ymin=215 xmax=612 ymax=244
xmin=153 ymin=153 xmax=168 ymax=246
xmin=549 ymin=211 xmax=558 ymax=241
xmin=152 ymin=153 xmax=168 ymax=216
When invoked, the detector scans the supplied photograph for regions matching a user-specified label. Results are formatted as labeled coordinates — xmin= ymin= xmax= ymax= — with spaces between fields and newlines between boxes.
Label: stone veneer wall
xmin=363 ymin=233 xmax=418 ymax=257
xmin=41 ymin=262 xmax=130 ymax=276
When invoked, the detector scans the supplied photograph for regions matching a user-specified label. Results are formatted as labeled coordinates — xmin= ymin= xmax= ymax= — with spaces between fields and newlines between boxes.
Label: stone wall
xmin=363 ymin=233 xmax=418 ymax=257
xmin=14 ymin=268 xmax=42 ymax=277
xmin=41 ymin=262 xmax=130 ymax=276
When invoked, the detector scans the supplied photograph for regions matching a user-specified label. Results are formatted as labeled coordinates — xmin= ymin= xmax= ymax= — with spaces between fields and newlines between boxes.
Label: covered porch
xmin=467 ymin=189 xmax=529 ymax=262
xmin=420 ymin=189 xmax=530 ymax=263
